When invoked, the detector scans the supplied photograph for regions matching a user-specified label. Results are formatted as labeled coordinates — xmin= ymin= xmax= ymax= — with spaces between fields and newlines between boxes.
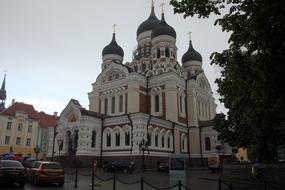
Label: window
xmin=157 ymin=48 xmax=160 ymax=58
xmin=161 ymin=136 xmax=164 ymax=148
xmin=167 ymin=136 xmax=170 ymax=148
xmin=26 ymin=138 xmax=31 ymax=146
xmin=134 ymin=65 xmax=138 ymax=72
xmin=6 ymin=122 xmax=12 ymax=130
xmin=28 ymin=125 xmax=32 ymax=133
xmin=18 ymin=123 xmax=22 ymax=131
xmin=165 ymin=47 xmax=170 ymax=57
xmin=104 ymin=98 xmax=108 ymax=114
xmin=125 ymin=131 xmax=130 ymax=146
xmin=142 ymin=63 xmax=146 ymax=72
xmin=106 ymin=133 xmax=111 ymax=147
xmin=205 ymin=137 xmax=211 ymax=151
xmin=119 ymin=95 xmax=123 ymax=112
xmin=179 ymin=96 xmax=183 ymax=113
xmin=111 ymin=96 xmax=115 ymax=114
xmin=182 ymin=138 xmax=185 ymax=150
xmin=147 ymin=133 xmax=151 ymax=146
xmin=155 ymin=95 xmax=160 ymax=112
xmin=4 ymin=136 xmax=10 ymax=144
xmin=16 ymin=137 xmax=21 ymax=145
xmin=91 ymin=131 xmax=96 ymax=148
xmin=155 ymin=134 xmax=158 ymax=147
xmin=115 ymin=133 xmax=120 ymax=146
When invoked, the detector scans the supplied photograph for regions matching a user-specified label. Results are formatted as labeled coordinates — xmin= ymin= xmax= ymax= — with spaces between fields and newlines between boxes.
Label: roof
xmin=102 ymin=33 xmax=124 ymax=57
xmin=136 ymin=5 xmax=160 ymax=36
xmin=0 ymin=102 xmax=58 ymax=128
xmin=182 ymin=40 xmax=202 ymax=63
xmin=151 ymin=13 xmax=176 ymax=39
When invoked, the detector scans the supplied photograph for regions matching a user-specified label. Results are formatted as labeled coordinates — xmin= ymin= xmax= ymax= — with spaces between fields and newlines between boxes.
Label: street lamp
xmin=139 ymin=138 xmax=149 ymax=170
xmin=57 ymin=139 xmax=63 ymax=161
xmin=34 ymin=146 xmax=40 ymax=160
xmin=51 ymin=125 xmax=58 ymax=161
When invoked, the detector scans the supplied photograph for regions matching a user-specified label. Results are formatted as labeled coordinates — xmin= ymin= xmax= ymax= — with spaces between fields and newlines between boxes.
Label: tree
xmin=170 ymin=0 xmax=285 ymax=162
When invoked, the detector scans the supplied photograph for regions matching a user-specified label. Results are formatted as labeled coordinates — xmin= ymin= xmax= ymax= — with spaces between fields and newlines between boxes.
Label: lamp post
xmin=34 ymin=146 xmax=40 ymax=160
xmin=51 ymin=125 xmax=58 ymax=161
xmin=139 ymin=138 xmax=149 ymax=170
xmin=57 ymin=139 xmax=63 ymax=161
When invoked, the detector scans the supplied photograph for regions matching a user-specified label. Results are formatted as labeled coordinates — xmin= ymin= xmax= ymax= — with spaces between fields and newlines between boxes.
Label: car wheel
xmin=33 ymin=176 xmax=39 ymax=186
xmin=19 ymin=182 xmax=25 ymax=188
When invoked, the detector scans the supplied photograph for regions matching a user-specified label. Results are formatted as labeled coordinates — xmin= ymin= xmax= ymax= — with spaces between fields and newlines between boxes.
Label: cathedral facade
xmin=47 ymin=5 xmax=230 ymax=167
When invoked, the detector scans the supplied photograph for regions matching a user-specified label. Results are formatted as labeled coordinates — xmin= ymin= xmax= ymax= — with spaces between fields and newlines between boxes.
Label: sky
xmin=0 ymin=0 xmax=230 ymax=115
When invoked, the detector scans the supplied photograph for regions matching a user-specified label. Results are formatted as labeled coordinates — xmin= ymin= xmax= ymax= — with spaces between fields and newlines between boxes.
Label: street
xmin=0 ymin=168 xmax=221 ymax=190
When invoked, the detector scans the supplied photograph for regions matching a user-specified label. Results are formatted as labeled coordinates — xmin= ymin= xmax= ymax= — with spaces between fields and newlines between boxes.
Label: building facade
xmin=48 ymin=4 xmax=230 ymax=167
xmin=0 ymin=101 xmax=58 ymax=158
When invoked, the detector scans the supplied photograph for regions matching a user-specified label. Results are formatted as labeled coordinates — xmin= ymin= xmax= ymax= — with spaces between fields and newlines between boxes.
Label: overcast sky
xmin=0 ymin=0 xmax=229 ymax=115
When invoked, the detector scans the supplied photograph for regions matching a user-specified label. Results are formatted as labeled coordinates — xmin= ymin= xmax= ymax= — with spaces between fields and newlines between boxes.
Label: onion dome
xmin=137 ymin=5 xmax=160 ymax=36
xmin=182 ymin=40 xmax=202 ymax=63
xmin=151 ymin=13 xmax=176 ymax=39
xmin=102 ymin=33 xmax=124 ymax=57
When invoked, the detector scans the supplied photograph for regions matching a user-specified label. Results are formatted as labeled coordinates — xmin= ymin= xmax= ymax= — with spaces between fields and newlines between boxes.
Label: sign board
xmin=169 ymin=154 xmax=187 ymax=190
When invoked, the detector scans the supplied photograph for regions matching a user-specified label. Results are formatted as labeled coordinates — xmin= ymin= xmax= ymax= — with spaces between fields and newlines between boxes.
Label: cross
xmin=188 ymin=31 xmax=192 ymax=41
xmin=159 ymin=2 xmax=165 ymax=13
xmin=112 ymin=24 xmax=116 ymax=33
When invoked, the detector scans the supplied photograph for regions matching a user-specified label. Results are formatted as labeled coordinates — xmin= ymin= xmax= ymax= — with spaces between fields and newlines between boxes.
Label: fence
xmin=199 ymin=176 xmax=281 ymax=190
xmin=65 ymin=168 xmax=189 ymax=190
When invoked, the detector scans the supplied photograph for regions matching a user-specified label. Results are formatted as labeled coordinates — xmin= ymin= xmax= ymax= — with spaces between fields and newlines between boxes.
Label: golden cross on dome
xmin=188 ymin=31 xmax=192 ymax=41
xmin=160 ymin=2 xmax=165 ymax=13
xmin=112 ymin=24 xmax=117 ymax=33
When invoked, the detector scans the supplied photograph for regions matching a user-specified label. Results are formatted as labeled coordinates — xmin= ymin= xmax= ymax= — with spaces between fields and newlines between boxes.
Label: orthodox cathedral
xmin=48 ymin=3 xmax=230 ymax=167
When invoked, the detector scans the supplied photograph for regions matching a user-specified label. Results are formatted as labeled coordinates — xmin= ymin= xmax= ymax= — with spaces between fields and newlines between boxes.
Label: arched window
xmin=119 ymin=95 xmax=123 ymax=112
xmin=115 ymin=133 xmax=120 ymax=146
xmin=134 ymin=65 xmax=138 ymax=72
xmin=106 ymin=133 xmax=111 ymax=147
xmin=111 ymin=96 xmax=115 ymax=114
xmin=104 ymin=98 xmax=108 ymax=114
xmin=205 ymin=137 xmax=211 ymax=151
xmin=142 ymin=63 xmax=146 ymax=72
xmin=147 ymin=132 xmax=151 ymax=146
xmin=155 ymin=134 xmax=158 ymax=147
xmin=161 ymin=136 xmax=164 ymax=148
xmin=155 ymin=95 xmax=160 ymax=112
xmin=73 ymin=130 xmax=79 ymax=153
xmin=91 ymin=131 xmax=96 ymax=148
xmin=165 ymin=47 xmax=170 ymax=57
xmin=182 ymin=138 xmax=185 ymax=150
xmin=157 ymin=48 xmax=160 ymax=58
xmin=125 ymin=131 xmax=130 ymax=146
xmin=167 ymin=136 xmax=170 ymax=148
xmin=179 ymin=96 xmax=183 ymax=113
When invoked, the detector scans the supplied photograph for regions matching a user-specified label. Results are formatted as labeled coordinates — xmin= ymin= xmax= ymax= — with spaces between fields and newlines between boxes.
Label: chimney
xmin=11 ymin=99 xmax=15 ymax=105
xmin=54 ymin=112 xmax=58 ymax=117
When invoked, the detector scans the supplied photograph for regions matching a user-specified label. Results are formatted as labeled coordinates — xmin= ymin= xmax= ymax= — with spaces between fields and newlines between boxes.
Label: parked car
xmin=103 ymin=160 xmax=135 ymax=173
xmin=157 ymin=161 xmax=169 ymax=172
xmin=0 ymin=160 xmax=26 ymax=187
xmin=26 ymin=161 xmax=64 ymax=186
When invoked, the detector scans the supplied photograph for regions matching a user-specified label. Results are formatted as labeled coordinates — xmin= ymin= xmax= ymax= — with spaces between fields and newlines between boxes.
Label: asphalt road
xmin=0 ymin=168 xmax=221 ymax=190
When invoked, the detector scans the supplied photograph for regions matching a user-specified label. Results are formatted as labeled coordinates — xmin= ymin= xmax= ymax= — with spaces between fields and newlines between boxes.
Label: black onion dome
xmin=102 ymin=33 xmax=124 ymax=57
xmin=151 ymin=13 xmax=176 ymax=39
xmin=137 ymin=6 xmax=160 ymax=36
xmin=182 ymin=40 xmax=202 ymax=63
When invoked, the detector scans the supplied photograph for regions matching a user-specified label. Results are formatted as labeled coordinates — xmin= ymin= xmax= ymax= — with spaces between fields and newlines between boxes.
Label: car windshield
xmin=42 ymin=163 xmax=63 ymax=169
xmin=0 ymin=160 xmax=23 ymax=168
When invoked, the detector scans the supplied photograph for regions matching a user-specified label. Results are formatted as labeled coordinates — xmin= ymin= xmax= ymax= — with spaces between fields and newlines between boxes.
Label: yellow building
xmin=0 ymin=101 xmax=58 ymax=158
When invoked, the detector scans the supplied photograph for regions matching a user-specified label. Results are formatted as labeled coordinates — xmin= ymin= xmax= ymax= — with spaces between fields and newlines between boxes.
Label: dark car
xmin=103 ymin=160 xmax=135 ymax=173
xmin=0 ymin=160 xmax=26 ymax=187
xmin=158 ymin=161 xmax=169 ymax=172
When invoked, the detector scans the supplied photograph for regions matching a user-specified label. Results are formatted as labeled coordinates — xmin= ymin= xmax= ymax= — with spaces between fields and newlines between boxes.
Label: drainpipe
xmin=185 ymin=76 xmax=191 ymax=166
xmin=100 ymin=117 xmax=104 ymax=168
xmin=146 ymin=76 xmax=149 ymax=114
xmin=172 ymin=122 xmax=175 ymax=154
xmin=51 ymin=125 xmax=57 ymax=161
xmin=127 ymin=113 xmax=134 ymax=156
xmin=199 ymin=125 xmax=204 ymax=166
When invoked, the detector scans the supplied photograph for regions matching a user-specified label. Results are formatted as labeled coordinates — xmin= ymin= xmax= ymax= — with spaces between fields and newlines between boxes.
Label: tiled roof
xmin=0 ymin=102 xmax=58 ymax=128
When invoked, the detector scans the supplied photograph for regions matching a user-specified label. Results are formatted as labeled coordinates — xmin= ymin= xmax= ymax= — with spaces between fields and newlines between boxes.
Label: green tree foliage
xmin=170 ymin=0 xmax=285 ymax=161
